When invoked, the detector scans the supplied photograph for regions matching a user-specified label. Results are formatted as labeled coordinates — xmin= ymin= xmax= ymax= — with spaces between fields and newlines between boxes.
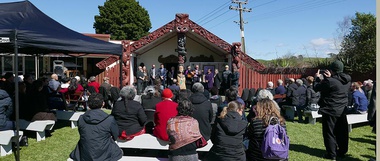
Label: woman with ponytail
xmin=246 ymin=98 xmax=287 ymax=161
xmin=204 ymin=101 xmax=248 ymax=161
xmin=111 ymin=85 xmax=147 ymax=140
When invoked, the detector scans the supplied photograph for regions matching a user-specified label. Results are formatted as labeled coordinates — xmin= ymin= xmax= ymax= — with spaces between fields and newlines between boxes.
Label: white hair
xmin=296 ymin=79 xmax=303 ymax=85
xmin=267 ymin=81 xmax=274 ymax=88
xmin=257 ymin=89 xmax=274 ymax=101
xmin=277 ymin=79 xmax=283 ymax=85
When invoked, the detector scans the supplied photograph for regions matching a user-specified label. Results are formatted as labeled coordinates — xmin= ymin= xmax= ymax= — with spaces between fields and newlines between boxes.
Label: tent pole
xmin=14 ymin=29 xmax=20 ymax=161
xmin=35 ymin=54 xmax=38 ymax=79
xmin=119 ymin=54 xmax=123 ymax=89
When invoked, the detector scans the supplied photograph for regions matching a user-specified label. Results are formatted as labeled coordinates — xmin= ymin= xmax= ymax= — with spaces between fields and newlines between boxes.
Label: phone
xmin=319 ymin=69 xmax=326 ymax=73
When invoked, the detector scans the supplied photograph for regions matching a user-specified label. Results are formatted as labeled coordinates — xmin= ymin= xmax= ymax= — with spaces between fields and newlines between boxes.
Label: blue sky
xmin=2 ymin=0 xmax=375 ymax=60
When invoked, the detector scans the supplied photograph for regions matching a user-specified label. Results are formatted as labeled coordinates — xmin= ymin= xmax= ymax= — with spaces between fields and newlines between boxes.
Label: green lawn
xmin=1 ymin=110 xmax=375 ymax=161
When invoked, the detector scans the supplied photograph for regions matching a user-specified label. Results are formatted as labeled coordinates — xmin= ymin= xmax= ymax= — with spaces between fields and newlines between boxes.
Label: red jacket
xmin=153 ymin=100 xmax=178 ymax=141
xmin=88 ymin=81 xmax=100 ymax=93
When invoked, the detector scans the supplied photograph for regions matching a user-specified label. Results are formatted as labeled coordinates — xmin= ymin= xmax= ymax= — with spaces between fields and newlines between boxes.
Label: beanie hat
xmin=329 ymin=60 xmax=344 ymax=73
xmin=162 ymin=88 xmax=173 ymax=99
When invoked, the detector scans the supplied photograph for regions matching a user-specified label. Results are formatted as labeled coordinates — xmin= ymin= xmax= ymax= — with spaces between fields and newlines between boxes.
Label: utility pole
xmin=229 ymin=0 xmax=251 ymax=54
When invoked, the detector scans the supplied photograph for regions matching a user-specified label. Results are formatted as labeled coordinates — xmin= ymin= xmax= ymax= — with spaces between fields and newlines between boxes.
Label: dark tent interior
xmin=0 ymin=1 xmax=122 ymax=160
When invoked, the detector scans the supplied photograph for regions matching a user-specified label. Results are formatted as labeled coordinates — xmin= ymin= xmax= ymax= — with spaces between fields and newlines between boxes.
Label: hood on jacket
xmin=0 ymin=89 xmax=10 ymax=100
xmin=82 ymin=109 xmax=110 ymax=125
xmin=189 ymin=92 xmax=208 ymax=104
xmin=334 ymin=73 xmax=351 ymax=85
xmin=219 ymin=111 xmax=247 ymax=135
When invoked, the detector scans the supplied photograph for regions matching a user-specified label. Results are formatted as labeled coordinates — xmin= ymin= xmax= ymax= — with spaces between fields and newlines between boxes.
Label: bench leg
xmin=348 ymin=124 xmax=352 ymax=133
xmin=71 ymin=121 xmax=78 ymax=129
xmin=36 ymin=131 xmax=46 ymax=142
xmin=285 ymin=107 xmax=295 ymax=121
xmin=308 ymin=117 xmax=317 ymax=125
xmin=0 ymin=144 xmax=12 ymax=156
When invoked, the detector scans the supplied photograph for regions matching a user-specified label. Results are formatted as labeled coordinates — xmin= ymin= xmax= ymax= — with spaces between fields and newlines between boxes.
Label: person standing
xmin=87 ymin=76 xmax=100 ymax=93
xmin=168 ymin=66 xmax=176 ymax=86
xmin=221 ymin=65 xmax=232 ymax=95
xmin=142 ymin=66 xmax=149 ymax=90
xmin=185 ymin=65 xmax=193 ymax=90
xmin=193 ymin=65 xmax=201 ymax=83
xmin=136 ymin=66 xmax=144 ymax=95
xmin=150 ymin=64 xmax=158 ymax=86
xmin=159 ymin=64 xmax=167 ymax=88
xmin=314 ymin=60 xmax=351 ymax=160
xmin=69 ymin=93 xmax=122 ymax=161
xmin=205 ymin=68 xmax=214 ymax=91
xmin=213 ymin=69 xmax=222 ymax=90
xmin=230 ymin=65 xmax=240 ymax=87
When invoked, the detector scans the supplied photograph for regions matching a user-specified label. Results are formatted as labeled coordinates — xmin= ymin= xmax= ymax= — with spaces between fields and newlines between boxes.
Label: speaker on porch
xmin=53 ymin=60 xmax=65 ymax=79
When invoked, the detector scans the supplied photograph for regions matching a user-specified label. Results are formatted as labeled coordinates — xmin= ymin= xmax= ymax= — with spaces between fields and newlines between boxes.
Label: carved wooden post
xmin=175 ymin=14 xmax=190 ymax=66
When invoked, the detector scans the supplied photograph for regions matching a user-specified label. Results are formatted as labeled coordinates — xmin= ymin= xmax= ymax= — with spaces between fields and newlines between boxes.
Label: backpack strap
xmin=268 ymin=116 xmax=279 ymax=125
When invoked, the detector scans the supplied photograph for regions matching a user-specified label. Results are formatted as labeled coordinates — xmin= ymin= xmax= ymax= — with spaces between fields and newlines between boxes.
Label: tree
xmin=94 ymin=0 xmax=151 ymax=40
xmin=337 ymin=12 xmax=376 ymax=75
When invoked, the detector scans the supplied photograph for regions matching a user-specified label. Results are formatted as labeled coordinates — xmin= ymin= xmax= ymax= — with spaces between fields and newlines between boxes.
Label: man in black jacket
xmin=189 ymin=83 xmax=213 ymax=141
xmin=314 ymin=60 xmax=351 ymax=160
xmin=70 ymin=93 xmax=122 ymax=161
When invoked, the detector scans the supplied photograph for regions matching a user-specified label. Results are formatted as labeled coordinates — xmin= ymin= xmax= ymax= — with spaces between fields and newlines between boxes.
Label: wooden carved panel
xmin=158 ymin=55 xmax=179 ymax=64
xmin=189 ymin=55 xmax=214 ymax=62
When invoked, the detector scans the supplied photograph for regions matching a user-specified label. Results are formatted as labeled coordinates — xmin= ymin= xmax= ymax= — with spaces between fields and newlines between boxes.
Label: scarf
xmin=167 ymin=116 xmax=202 ymax=150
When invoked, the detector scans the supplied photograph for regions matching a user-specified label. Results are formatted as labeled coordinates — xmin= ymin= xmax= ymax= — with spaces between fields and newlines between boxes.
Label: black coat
xmin=111 ymin=99 xmax=147 ymax=135
xmin=314 ymin=73 xmax=351 ymax=117
xmin=141 ymin=95 xmax=161 ymax=110
xmin=213 ymin=73 xmax=222 ymax=89
xmin=292 ymin=85 xmax=307 ymax=106
xmin=189 ymin=92 xmax=213 ymax=141
xmin=70 ymin=109 xmax=122 ymax=161
xmin=205 ymin=111 xmax=247 ymax=161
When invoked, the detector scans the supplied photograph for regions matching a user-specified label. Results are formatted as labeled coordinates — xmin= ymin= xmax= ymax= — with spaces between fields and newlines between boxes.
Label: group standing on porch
xmin=135 ymin=62 xmax=240 ymax=95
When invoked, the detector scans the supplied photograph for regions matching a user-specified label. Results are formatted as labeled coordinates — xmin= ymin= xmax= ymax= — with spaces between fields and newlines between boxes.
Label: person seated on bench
xmin=70 ymin=93 xmax=122 ymax=161
xmin=247 ymin=89 xmax=280 ymax=122
xmin=141 ymin=86 xmax=161 ymax=110
xmin=0 ymin=86 xmax=14 ymax=131
xmin=112 ymin=86 xmax=147 ymax=141
xmin=204 ymin=101 xmax=247 ymax=161
xmin=25 ymin=80 xmax=57 ymax=122
xmin=154 ymin=88 xmax=178 ymax=141
xmin=167 ymin=99 xmax=203 ymax=161
xmin=347 ymin=82 xmax=368 ymax=114
xmin=305 ymin=76 xmax=320 ymax=111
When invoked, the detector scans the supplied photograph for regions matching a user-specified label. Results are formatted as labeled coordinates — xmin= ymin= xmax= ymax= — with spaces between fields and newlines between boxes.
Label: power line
xmin=229 ymin=0 xmax=252 ymax=53
xmin=207 ymin=0 xmax=276 ymax=29
xmin=195 ymin=0 xmax=231 ymax=24
xmin=200 ymin=9 xmax=232 ymax=26
xmin=246 ymin=0 xmax=347 ymax=21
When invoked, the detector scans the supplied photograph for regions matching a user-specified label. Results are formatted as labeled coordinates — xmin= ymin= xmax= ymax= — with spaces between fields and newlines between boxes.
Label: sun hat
xmin=162 ymin=88 xmax=173 ymax=99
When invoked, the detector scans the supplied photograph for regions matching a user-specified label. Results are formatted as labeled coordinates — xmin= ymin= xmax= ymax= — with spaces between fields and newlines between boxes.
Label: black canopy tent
xmin=0 ymin=1 xmax=123 ymax=160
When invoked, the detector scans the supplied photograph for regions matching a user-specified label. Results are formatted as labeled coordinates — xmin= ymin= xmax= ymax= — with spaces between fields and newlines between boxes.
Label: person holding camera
xmin=314 ymin=60 xmax=351 ymax=160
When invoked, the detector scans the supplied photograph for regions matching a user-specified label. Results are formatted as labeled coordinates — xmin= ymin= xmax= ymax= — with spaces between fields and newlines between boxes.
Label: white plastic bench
xmin=55 ymin=110 xmax=84 ymax=128
xmin=304 ymin=110 xmax=322 ymax=124
xmin=67 ymin=156 xmax=170 ymax=161
xmin=347 ymin=113 xmax=368 ymax=132
xmin=19 ymin=119 xmax=55 ymax=142
xmin=116 ymin=134 xmax=212 ymax=152
xmin=0 ymin=130 xmax=23 ymax=156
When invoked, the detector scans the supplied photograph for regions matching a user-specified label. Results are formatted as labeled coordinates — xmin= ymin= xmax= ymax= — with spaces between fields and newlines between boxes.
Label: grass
xmin=1 ymin=110 xmax=375 ymax=161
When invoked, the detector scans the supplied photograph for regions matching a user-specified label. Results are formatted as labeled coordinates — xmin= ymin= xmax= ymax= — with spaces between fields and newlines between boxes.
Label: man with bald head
xmin=48 ymin=73 xmax=61 ymax=93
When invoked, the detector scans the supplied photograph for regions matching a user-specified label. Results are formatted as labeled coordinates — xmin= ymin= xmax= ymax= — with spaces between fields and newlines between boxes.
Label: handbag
xmin=195 ymin=137 xmax=208 ymax=148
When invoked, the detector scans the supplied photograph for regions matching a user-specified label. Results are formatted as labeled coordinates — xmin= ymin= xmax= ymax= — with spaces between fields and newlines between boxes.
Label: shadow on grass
xmin=364 ymin=135 xmax=376 ymax=139
xmin=350 ymin=137 xmax=375 ymax=145
xmin=290 ymin=144 xmax=325 ymax=158
xmin=290 ymin=144 xmax=362 ymax=161
xmin=361 ymin=154 xmax=375 ymax=160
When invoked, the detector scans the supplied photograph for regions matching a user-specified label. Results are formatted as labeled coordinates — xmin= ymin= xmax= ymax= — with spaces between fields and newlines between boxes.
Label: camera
xmin=319 ymin=69 xmax=327 ymax=73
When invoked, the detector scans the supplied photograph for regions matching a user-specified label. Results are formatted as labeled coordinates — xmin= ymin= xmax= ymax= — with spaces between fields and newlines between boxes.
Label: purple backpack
xmin=261 ymin=117 xmax=289 ymax=159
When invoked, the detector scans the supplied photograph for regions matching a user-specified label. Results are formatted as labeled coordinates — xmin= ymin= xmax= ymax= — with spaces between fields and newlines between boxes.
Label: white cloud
xmin=276 ymin=43 xmax=285 ymax=47
xmin=310 ymin=38 xmax=332 ymax=46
